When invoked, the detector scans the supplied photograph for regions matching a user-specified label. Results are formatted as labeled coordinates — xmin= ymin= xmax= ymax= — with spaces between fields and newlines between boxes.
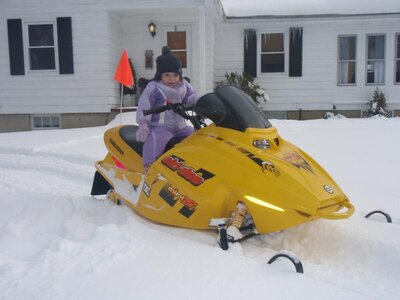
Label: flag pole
xmin=120 ymin=84 xmax=123 ymax=125
xmin=114 ymin=50 xmax=134 ymax=126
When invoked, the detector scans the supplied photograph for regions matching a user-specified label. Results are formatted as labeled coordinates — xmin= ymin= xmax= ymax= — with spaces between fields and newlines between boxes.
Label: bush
xmin=215 ymin=72 xmax=268 ymax=104
xmin=367 ymin=87 xmax=388 ymax=117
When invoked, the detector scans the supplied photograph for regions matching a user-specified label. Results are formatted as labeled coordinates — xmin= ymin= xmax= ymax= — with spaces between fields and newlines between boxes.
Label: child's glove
xmin=136 ymin=124 xmax=149 ymax=142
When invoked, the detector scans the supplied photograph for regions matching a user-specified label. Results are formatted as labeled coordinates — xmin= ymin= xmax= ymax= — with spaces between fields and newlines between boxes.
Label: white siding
xmin=120 ymin=8 xmax=198 ymax=89
xmin=0 ymin=0 xmax=206 ymax=115
xmin=118 ymin=5 xmax=216 ymax=96
xmin=205 ymin=17 xmax=215 ymax=92
xmin=214 ymin=15 xmax=400 ymax=111
xmin=2 ymin=0 xmax=399 ymax=117
xmin=0 ymin=2 xmax=112 ymax=114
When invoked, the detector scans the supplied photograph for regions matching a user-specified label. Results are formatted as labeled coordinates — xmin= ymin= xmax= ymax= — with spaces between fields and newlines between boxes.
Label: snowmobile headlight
xmin=253 ymin=139 xmax=270 ymax=149
xmin=244 ymin=195 xmax=285 ymax=212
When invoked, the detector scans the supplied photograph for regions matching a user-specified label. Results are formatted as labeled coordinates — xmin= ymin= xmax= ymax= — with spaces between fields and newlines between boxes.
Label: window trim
xmin=31 ymin=114 xmax=61 ymax=130
xmin=395 ymin=32 xmax=400 ymax=85
xmin=337 ymin=34 xmax=357 ymax=86
xmin=23 ymin=20 xmax=59 ymax=74
xmin=365 ymin=33 xmax=385 ymax=86
xmin=258 ymin=31 xmax=287 ymax=75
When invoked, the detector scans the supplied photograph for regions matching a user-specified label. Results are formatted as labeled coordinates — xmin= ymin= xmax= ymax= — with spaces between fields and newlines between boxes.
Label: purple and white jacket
xmin=136 ymin=79 xmax=197 ymax=131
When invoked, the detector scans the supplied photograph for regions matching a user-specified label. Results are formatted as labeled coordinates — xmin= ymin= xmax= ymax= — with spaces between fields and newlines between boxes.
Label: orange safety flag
xmin=114 ymin=50 xmax=134 ymax=88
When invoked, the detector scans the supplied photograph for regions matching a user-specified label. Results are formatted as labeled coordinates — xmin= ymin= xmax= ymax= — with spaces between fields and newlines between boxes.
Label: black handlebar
xmin=143 ymin=103 xmax=192 ymax=116
xmin=143 ymin=105 xmax=169 ymax=116
xmin=142 ymin=103 xmax=203 ymax=130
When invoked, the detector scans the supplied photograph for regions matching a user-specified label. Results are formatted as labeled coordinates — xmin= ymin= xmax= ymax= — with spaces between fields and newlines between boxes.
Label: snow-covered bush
xmin=215 ymin=72 xmax=268 ymax=104
xmin=367 ymin=87 xmax=389 ymax=117
xmin=323 ymin=112 xmax=346 ymax=119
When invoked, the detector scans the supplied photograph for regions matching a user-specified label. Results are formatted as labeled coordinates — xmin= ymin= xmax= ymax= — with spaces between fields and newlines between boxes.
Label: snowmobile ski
xmin=365 ymin=210 xmax=392 ymax=223
xmin=267 ymin=250 xmax=304 ymax=274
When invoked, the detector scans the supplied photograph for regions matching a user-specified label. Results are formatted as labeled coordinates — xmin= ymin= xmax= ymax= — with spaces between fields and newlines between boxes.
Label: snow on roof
xmin=220 ymin=0 xmax=400 ymax=17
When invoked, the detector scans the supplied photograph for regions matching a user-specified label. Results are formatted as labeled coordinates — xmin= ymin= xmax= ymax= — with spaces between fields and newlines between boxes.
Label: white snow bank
xmin=0 ymin=115 xmax=400 ymax=299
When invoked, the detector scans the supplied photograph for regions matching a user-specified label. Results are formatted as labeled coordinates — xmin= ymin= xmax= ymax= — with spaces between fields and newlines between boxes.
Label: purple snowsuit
xmin=136 ymin=79 xmax=197 ymax=166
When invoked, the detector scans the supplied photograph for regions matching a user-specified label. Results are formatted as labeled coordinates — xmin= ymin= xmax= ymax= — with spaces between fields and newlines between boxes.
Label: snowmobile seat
xmin=164 ymin=136 xmax=186 ymax=152
xmin=119 ymin=125 xmax=186 ymax=158
xmin=119 ymin=125 xmax=143 ymax=156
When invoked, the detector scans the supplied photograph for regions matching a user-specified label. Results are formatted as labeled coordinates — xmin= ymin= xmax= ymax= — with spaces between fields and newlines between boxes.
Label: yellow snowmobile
xmin=91 ymin=85 xmax=354 ymax=252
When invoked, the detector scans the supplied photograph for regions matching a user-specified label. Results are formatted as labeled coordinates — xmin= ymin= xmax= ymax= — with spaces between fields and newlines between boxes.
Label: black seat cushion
xmin=119 ymin=125 xmax=143 ymax=156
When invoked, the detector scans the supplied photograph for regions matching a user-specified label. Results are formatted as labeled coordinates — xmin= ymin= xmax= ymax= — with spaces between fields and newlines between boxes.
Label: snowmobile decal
xmin=282 ymin=151 xmax=314 ymax=174
xmin=159 ymin=184 xmax=198 ymax=218
xmin=261 ymin=161 xmax=280 ymax=177
xmin=143 ymin=182 xmax=151 ymax=197
xmin=161 ymin=155 xmax=214 ymax=186
xmin=236 ymin=147 xmax=280 ymax=176
xmin=210 ymin=134 xmax=281 ymax=176
xmin=109 ymin=138 xmax=124 ymax=156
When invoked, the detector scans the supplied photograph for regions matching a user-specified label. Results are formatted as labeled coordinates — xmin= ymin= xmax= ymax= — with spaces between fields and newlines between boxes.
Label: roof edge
xmin=226 ymin=11 xmax=400 ymax=20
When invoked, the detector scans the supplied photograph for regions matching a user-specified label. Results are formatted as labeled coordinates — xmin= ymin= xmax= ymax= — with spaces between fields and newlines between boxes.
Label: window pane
xmin=33 ymin=115 xmax=60 ymax=130
xmin=51 ymin=116 xmax=60 ymax=127
xmin=339 ymin=62 xmax=355 ymax=84
xmin=167 ymin=32 xmax=186 ymax=50
xmin=339 ymin=36 xmax=356 ymax=60
xmin=29 ymin=48 xmax=55 ymax=70
xmin=171 ymin=50 xmax=187 ymax=68
xmin=28 ymin=24 xmax=54 ymax=46
xmin=42 ymin=117 xmax=51 ymax=128
xmin=368 ymin=35 xmax=384 ymax=59
xmin=261 ymin=34 xmax=284 ymax=52
xmin=33 ymin=117 xmax=42 ymax=128
xmin=367 ymin=60 xmax=384 ymax=84
xmin=396 ymin=60 xmax=400 ymax=83
xmin=261 ymin=53 xmax=284 ymax=72
xmin=397 ymin=35 xmax=400 ymax=59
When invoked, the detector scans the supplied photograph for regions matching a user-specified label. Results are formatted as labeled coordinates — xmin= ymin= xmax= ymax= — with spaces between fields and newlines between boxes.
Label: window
xmin=260 ymin=33 xmax=285 ymax=73
xmin=8 ymin=17 xmax=73 ymax=76
xmin=27 ymin=23 xmax=56 ymax=71
xmin=366 ymin=35 xmax=385 ymax=84
xmin=167 ymin=31 xmax=187 ymax=68
xmin=338 ymin=36 xmax=356 ymax=85
xmin=32 ymin=115 xmax=60 ymax=129
xmin=396 ymin=33 xmax=400 ymax=83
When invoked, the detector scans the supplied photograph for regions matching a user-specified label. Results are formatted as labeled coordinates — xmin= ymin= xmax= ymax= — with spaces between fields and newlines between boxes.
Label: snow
xmin=1 ymin=113 xmax=400 ymax=299
xmin=221 ymin=0 xmax=400 ymax=16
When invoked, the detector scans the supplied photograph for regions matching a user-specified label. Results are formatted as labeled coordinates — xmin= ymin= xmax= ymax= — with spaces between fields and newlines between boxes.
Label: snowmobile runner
xmin=91 ymin=85 xmax=355 ymax=260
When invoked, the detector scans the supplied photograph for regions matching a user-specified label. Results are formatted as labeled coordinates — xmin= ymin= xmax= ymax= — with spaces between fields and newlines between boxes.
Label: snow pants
xmin=142 ymin=126 xmax=194 ymax=166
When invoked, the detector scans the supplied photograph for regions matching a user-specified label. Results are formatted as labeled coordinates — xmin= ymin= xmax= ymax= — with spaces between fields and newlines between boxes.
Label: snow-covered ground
xmin=0 ymin=113 xmax=399 ymax=299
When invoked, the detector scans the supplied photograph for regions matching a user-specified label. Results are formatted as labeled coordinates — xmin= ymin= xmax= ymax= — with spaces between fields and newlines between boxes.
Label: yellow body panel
xmin=95 ymin=124 xmax=354 ymax=234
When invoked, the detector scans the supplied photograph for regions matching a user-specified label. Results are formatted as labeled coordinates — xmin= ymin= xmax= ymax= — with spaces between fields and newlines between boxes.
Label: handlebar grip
xmin=143 ymin=105 xmax=168 ymax=116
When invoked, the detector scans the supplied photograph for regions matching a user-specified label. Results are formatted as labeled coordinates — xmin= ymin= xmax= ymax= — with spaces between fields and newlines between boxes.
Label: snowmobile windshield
xmin=195 ymin=85 xmax=272 ymax=132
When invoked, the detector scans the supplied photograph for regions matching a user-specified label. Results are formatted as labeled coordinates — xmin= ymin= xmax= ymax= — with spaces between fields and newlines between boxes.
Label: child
xmin=136 ymin=46 xmax=198 ymax=169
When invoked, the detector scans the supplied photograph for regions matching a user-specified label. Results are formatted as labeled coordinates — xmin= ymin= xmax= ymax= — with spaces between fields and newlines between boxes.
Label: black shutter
xmin=57 ymin=17 xmax=74 ymax=74
xmin=289 ymin=27 xmax=303 ymax=77
xmin=244 ymin=29 xmax=257 ymax=77
xmin=7 ymin=19 xmax=25 ymax=75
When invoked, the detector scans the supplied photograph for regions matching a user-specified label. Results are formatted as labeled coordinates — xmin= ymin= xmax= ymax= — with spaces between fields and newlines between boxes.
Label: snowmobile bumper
xmin=317 ymin=200 xmax=354 ymax=219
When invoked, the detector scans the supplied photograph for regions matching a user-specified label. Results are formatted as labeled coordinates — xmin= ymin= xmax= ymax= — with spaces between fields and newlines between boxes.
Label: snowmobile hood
xmin=163 ymin=124 xmax=351 ymax=232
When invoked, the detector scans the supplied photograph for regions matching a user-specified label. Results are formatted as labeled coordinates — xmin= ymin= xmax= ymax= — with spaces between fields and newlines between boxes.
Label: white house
xmin=1 ymin=0 xmax=400 ymax=132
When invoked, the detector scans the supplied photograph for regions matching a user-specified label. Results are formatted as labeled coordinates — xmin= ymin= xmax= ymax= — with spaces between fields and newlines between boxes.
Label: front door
xmin=161 ymin=25 xmax=192 ymax=80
